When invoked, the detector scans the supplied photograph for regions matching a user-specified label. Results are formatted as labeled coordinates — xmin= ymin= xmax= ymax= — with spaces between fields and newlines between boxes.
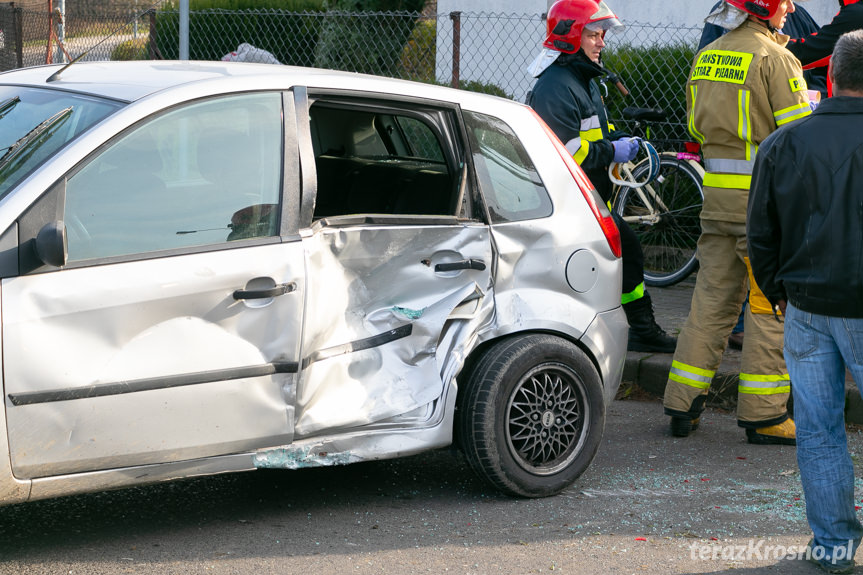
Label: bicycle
xmin=609 ymin=106 xmax=705 ymax=287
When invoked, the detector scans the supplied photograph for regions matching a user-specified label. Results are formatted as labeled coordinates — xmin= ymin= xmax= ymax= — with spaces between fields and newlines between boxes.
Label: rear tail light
xmin=531 ymin=109 xmax=621 ymax=258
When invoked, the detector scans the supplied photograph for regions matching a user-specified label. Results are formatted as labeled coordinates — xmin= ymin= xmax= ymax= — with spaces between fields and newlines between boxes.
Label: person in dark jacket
xmin=786 ymin=0 xmax=863 ymax=97
xmin=748 ymin=29 xmax=863 ymax=575
xmin=528 ymin=0 xmax=676 ymax=353
xmin=699 ymin=0 xmax=828 ymax=97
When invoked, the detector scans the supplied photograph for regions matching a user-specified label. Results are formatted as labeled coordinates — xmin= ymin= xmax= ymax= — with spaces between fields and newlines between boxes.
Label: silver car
xmin=0 ymin=61 xmax=626 ymax=505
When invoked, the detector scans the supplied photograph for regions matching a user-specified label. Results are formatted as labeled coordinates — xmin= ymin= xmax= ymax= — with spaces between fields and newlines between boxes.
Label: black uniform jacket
xmin=786 ymin=0 xmax=863 ymax=75
xmin=747 ymin=96 xmax=863 ymax=318
xmin=528 ymin=52 xmax=617 ymax=202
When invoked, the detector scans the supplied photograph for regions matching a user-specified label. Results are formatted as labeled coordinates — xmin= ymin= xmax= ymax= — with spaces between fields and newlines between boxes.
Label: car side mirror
xmin=34 ymin=220 xmax=67 ymax=267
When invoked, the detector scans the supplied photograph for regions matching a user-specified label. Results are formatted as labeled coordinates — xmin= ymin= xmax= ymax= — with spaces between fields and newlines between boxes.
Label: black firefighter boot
xmin=624 ymin=292 xmax=677 ymax=353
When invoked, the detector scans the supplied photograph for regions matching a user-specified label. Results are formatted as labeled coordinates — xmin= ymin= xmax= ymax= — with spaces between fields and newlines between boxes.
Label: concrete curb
xmin=627 ymin=278 xmax=863 ymax=424
xmin=622 ymin=351 xmax=739 ymax=412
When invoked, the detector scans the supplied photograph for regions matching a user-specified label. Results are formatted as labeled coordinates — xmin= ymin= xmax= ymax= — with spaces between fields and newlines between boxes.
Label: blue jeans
xmin=785 ymin=304 xmax=863 ymax=567
xmin=733 ymin=299 xmax=747 ymax=334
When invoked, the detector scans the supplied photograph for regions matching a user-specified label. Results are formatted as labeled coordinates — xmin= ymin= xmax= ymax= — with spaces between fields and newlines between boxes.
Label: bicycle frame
xmin=608 ymin=100 xmax=706 ymax=286
xmin=614 ymin=151 xmax=704 ymax=226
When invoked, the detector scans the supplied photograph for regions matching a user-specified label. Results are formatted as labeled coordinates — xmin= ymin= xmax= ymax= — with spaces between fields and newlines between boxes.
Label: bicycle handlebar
xmin=608 ymin=139 xmax=661 ymax=189
xmin=605 ymin=72 xmax=629 ymax=97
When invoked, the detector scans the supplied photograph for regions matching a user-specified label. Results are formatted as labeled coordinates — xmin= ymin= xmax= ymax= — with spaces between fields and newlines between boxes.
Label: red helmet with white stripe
xmin=725 ymin=0 xmax=787 ymax=19
xmin=543 ymin=0 xmax=601 ymax=54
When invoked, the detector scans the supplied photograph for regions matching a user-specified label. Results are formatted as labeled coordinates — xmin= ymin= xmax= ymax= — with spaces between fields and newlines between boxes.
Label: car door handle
xmin=434 ymin=259 xmax=486 ymax=272
xmin=233 ymin=282 xmax=297 ymax=300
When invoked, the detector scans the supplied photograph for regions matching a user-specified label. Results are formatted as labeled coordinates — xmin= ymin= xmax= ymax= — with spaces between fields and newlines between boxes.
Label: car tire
xmin=457 ymin=334 xmax=605 ymax=498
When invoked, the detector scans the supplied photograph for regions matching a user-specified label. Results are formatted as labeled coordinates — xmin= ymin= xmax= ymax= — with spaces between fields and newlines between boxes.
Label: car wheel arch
xmin=453 ymin=331 xmax=605 ymax=497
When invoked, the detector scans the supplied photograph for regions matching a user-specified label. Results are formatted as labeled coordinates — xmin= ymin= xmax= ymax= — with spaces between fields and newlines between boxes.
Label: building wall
xmin=438 ymin=0 xmax=840 ymax=28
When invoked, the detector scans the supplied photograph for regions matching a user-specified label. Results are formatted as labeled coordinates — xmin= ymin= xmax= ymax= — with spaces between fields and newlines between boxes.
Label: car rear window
xmin=463 ymin=110 xmax=552 ymax=224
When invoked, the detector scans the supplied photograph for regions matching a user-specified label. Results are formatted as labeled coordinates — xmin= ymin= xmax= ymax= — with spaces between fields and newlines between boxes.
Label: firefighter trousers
xmin=662 ymin=218 xmax=790 ymax=428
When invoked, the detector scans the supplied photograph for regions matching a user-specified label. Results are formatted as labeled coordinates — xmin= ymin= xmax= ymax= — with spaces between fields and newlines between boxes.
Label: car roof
xmin=0 ymin=61 xmax=516 ymax=110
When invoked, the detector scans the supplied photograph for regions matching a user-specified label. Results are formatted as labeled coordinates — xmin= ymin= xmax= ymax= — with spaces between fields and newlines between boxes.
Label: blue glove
xmin=612 ymin=137 xmax=640 ymax=163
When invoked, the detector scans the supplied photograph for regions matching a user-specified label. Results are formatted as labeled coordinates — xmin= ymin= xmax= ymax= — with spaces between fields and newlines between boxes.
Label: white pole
xmin=180 ymin=0 xmax=189 ymax=60
xmin=56 ymin=0 xmax=66 ymax=64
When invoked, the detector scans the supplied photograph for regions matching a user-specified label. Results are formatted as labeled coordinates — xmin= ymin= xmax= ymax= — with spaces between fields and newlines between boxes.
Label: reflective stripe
xmin=581 ymin=127 xmax=604 ymax=142
xmin=581 ymin=115 xmax=602 ymax=132
xmin=789 ymin=76 xmax=807 ymax=93
xmin=703 ymin=172 xmax=751 ymax=189
xmin=621 ymin=281 xmax=644 ymax=305
xmin=703 ymin=158 xmax=754 ymax=175
xmin=565 ymin=136 xmax=582 ymax=156
xmin=738 ymin=373 xmax=791 ymax=395
xmin=570 ymin=138 xmax=590 ymax=164
xmin=737 ymin=89 xmax=756 ymax=161
xmin=691 ymin=49 xmax=753 ymax=84
xmin=688 ymin=85 xmax=705 ymax=144
xmin=739 ymin=385 xmax=791 ymax=395
xmin=669 ymin=360 xmax=715 ymax=390
xmin=569 ymin=119 xmax=604 ymax=165
xmin=774 ymin=102 xmax=811 ymax=126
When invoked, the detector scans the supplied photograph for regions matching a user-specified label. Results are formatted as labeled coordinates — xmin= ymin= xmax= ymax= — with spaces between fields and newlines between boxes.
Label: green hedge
xmin=602 ymin=42 xmax=696 ymax=148
xmin=313 ymin=10 xmax=420 ymax=76
xmin=174 ymin=0 xmax=324 ymax=8
xmin=111 ymin=37 xmax=149 ymax=61
xmin=154 ymin=0 xmax=423 ymax=75
xmin=400 ymin=17 xmax=435 ymax=82
xmin=155 ymin=0 xmax=326 ymax=65
xmin=323 ymin=0 xmax=425 ymax=10
xmin=460 ymin=80 xmax=510 ymax=99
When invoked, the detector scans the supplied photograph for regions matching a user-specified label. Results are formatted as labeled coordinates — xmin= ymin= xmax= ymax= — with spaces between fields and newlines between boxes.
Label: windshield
xmin=0 ymin=86 xmax=124 ymax=199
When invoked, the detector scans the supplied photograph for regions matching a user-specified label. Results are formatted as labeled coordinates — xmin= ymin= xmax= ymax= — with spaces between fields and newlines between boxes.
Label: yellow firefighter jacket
xmin=686 ymin=19 xmax=811 ymax=223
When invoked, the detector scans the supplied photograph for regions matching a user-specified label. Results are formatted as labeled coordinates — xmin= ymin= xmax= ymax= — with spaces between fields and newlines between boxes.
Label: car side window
xmin=310 ymin=102 xmax=457 ymax=219
xmin=65 ymin=92 xmax=283 ymax=262
xmin=396 ymin=117 xmax=445 ymax=163
xmin=463 ymin=110 xmax=552 ymax=224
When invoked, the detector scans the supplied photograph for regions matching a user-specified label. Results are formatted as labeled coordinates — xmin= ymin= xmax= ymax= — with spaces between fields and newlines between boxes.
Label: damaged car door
xmin=2 ymin=92 xmax=302 ymax=478
xmin=291 ymin=95 xmax=493 ymax=439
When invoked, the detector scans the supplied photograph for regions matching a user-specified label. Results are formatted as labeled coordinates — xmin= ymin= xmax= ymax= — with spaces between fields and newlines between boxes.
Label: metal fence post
xmin=450 ymin=11 xmax=460 ymax=89
xmin=13 ymin=3 xmax=24 ymax=69
xmin=147 ymin=9 xmax=161 ymax=59
xmin=179 ymin=0 xmax=188 ymax=60
xmin=55 ymin=0 xmax=64 ymax=63
xmin=45 ymin=0 xmax=52 ymax=64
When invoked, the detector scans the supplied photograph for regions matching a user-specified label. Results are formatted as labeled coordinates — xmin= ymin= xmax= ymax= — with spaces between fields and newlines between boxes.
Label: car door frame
xmin=285 ymin=86 xmax=497 ymax=439
xmin=1 ymin=89 xmax=308 ymax=482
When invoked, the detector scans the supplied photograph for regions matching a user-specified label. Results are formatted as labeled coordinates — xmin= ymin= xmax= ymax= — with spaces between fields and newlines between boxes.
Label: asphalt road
xmin=1 ymin=396 xmax=860 ymax=574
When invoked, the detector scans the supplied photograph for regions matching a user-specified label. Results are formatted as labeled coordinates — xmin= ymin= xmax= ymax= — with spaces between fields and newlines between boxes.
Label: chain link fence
xmin=0 ymin=4 xmax=701 ymax=146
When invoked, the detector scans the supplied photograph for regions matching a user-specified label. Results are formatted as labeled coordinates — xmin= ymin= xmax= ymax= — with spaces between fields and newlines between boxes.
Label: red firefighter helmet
xmin=543 ymin=0 xmax=602 ymax=54
xmin=724 ymin=0 xmax=787 ymax=19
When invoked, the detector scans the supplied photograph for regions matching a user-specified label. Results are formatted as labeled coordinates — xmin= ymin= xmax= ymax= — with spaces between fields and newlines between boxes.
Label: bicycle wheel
xmin=613 ymin=156 xmax=703 ymax=287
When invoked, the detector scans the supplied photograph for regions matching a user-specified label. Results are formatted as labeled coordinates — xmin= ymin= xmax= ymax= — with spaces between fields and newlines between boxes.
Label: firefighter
xmin=786 ymin=0 xmax=863 ymax=97
xmin=662 ymin=0 xmax=812 ymax=444
xmin=528 ymin=0 xmax=677 ymax=353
